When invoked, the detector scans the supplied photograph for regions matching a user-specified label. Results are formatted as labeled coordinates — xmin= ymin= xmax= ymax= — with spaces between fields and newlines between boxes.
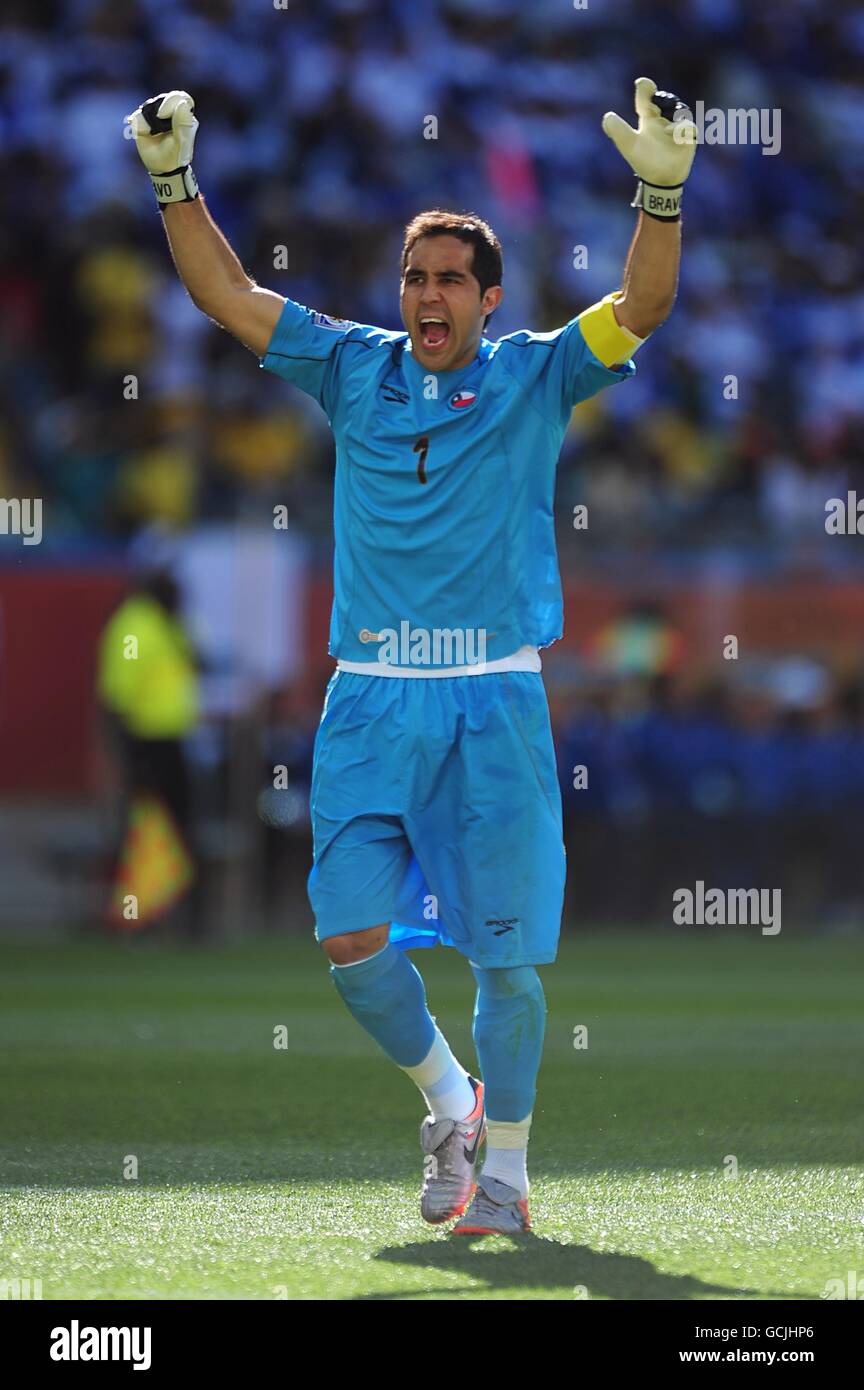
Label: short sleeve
xmin=260 ymin=298 xmax=359 ymax=414
xmin=497 ymin=294 xmax=642 ymax=428
xmin=548 ymin=316 xmax=637 ymax=422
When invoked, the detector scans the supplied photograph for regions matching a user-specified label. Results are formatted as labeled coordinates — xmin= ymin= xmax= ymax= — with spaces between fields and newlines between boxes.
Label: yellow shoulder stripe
xmin=576 ymin=290 xmax=648 ymax=367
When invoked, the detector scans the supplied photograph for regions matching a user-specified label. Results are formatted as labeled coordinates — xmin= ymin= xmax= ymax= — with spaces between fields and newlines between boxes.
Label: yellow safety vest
xmin=97 ymin=595 xmax=199 ymax=738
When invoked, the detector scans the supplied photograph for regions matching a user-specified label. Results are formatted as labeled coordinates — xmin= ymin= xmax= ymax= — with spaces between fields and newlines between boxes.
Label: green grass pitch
xmin=0 ymin=930 xmax=861 ymax=1301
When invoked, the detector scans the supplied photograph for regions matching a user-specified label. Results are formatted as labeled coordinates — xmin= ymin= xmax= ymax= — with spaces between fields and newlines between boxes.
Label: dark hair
xmin=137 ymin=569 xmax=181 ymax=615
xmin=401 ymin=209 xmax=503 ymax=327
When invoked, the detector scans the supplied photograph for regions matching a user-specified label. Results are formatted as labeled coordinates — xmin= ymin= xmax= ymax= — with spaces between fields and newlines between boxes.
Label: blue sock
xmin=330 ymin=942 xmax=437 ymax=1067
xmin=471 ymin=964 xmax=546 ymax=1121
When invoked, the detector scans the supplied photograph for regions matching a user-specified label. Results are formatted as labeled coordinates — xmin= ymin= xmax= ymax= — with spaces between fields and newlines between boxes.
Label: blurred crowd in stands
xmin=253 ymin=604 xmax=864 ymax=822
xmin=254 ymin=629 xmax=864 ymax=922
xmin=3 ymin=1 xmax=864 ymax=924
xmin=2 ymin=0 xmax=864 ymax=574
xmin=552 ymin=604 xmax=864 ymax=921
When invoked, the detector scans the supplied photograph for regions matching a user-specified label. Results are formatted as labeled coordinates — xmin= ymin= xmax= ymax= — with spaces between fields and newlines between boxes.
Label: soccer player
xmin=127 ymin=77 xmax=696 ymax=1235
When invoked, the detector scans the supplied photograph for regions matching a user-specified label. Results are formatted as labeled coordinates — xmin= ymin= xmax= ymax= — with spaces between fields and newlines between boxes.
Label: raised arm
xmin=613 ymin=211 xmax=680 ymax=339
xmin=160 ymin=198 xmax=284 ymax=357
xmin=600 ymin=76 xmax=697 ymax=340
xmin=126 ymin=91 xmax=284 ymax=357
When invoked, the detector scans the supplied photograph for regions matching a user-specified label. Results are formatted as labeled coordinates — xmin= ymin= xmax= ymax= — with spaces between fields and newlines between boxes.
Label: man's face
xmin=400 ymin=234 xmax=502 ymax=372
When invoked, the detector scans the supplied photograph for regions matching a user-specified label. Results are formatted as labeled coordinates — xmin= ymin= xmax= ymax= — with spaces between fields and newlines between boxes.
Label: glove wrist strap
xmin=631 ymin=179 xmax=682 ymax=221
xmin=150 ymin=165 xmax=199 ymax=206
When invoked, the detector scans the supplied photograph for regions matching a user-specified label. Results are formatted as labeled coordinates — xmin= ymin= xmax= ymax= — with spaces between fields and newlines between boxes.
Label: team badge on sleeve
xmin=313 ymin=312 xmax=352 ymax=330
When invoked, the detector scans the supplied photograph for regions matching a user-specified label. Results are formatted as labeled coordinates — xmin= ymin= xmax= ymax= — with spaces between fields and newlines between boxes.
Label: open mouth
xmin=419 ymin=317 xmax=451 ymax=352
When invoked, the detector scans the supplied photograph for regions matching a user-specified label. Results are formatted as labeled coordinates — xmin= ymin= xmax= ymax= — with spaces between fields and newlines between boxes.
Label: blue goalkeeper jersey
xmin=261 ymin=298 xmax=636 ymax=667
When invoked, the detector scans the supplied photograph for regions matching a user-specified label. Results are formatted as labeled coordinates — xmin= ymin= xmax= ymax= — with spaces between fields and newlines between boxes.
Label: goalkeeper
xmin=127 ymin=78 xmax=695 ymax=1236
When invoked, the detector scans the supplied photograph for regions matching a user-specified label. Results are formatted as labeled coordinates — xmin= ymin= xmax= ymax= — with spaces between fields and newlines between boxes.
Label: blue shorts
xmin=307 ymin=668 xmax=564 ymax=967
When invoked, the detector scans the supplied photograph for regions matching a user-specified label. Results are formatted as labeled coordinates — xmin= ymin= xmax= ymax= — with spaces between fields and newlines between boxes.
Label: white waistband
xmin=335 ymin=644 xmax=542 ymax=677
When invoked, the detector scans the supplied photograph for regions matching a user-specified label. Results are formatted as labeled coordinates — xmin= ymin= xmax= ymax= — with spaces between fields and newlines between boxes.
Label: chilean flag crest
xmin=448 ymin=388 xmax=478 ymax=412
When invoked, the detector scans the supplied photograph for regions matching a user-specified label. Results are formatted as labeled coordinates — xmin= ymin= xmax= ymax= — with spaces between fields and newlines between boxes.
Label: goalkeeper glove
xmin=602 ymin=76 xmax=697 ymax=220
xmin=125 ymin=90 xmax=199 ymax=207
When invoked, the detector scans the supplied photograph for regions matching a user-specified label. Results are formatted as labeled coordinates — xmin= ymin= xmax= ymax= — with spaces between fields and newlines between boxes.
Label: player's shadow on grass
xmin=356 ymin=1238 xmax=810 ymax=1301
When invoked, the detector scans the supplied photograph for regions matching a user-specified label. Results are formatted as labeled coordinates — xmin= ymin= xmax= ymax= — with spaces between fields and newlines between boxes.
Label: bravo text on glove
xmin=602 ymin=76 xmax=697 ymax=220
xmin=125 ymin=90 xmax=200 ymax=207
